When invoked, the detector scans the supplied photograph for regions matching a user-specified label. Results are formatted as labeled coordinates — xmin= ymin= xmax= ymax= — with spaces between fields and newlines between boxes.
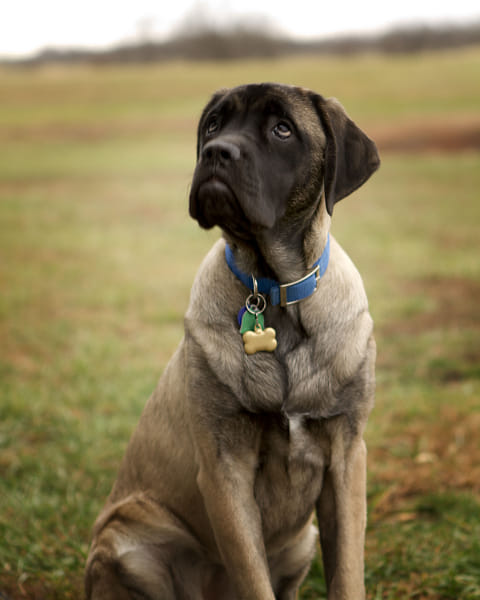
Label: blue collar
xmin=225 ymin=234 xmax=330 ymax=307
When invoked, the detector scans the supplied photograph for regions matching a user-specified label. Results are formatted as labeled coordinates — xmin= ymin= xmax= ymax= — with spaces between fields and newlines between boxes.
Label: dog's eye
xmin=272 ymin=122 xmax=292 ymax=140
xmin=206 ymin=117 xmax=219 ymax=135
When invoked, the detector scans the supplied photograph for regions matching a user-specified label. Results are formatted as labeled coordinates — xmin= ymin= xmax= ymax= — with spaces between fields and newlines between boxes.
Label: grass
xmin=1 ymin=47 xmax=480 ymax=598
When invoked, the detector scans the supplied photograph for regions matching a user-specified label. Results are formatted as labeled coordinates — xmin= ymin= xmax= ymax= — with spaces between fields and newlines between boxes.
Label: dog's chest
xmin=287 ymin=416 xmax=322 ymax=469
xmin=254 ymin=414 xmax=326 ymax=539
xmin=242 ymin=335 xmax=329 ymax=417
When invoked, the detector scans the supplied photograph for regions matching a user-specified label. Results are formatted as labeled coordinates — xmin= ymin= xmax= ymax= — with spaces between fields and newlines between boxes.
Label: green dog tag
xmin=240 ymin=311 xmax=264 ymax=334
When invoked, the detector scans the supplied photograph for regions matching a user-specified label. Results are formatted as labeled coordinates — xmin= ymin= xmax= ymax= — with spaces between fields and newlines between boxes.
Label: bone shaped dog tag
xmin=242 ymin=324 xmax=277 ymax=355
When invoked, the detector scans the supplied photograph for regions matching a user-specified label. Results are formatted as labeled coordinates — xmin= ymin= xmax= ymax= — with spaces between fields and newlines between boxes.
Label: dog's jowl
xmin=85 ymin=83 xmax=380 ymax=600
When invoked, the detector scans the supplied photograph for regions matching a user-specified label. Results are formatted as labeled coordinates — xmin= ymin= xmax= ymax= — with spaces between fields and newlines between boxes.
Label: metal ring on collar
xmin=245 ymin=292 xmax=266 ymax=315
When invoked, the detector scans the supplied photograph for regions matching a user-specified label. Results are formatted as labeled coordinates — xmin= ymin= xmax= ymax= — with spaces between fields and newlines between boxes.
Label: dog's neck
xmin=224 ymin=198 xmax=331 ymax=284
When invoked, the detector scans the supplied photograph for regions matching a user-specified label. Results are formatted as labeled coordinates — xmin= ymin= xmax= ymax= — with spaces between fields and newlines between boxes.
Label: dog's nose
xmin=202 ymin=140 xmax=241 ymax=163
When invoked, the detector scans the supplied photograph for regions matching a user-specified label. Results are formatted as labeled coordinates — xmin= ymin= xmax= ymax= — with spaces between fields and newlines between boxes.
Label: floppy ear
xmin=311 ymin=94 xmax=380 ymax=216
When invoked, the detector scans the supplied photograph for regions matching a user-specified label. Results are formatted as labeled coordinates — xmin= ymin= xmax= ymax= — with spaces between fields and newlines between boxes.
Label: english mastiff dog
xmin=85 ymin=83 xmax=380 ymax=600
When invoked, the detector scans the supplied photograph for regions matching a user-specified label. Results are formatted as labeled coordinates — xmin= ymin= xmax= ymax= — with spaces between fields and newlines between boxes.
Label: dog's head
xmin=189 ymin=83 xmax=379 ymax=243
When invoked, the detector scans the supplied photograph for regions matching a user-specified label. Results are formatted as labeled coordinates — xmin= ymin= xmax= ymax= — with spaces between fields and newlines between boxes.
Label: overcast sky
xmin=1 ymin=0 xmax=480 ymax=58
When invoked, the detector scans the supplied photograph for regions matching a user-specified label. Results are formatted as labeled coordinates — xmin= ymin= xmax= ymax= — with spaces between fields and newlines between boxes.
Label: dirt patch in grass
xmin=372 ymin=274 xmax=480 ymax=519
xmin=371 ymin=116 xmax=480 ymax=152
xmin=379 ymin=275 xmax=480 ymax=383
xmin=0 ymin=576 xmax=83 ymax=600
xmin=0 ymin=580 xmax=49 ymax=600
xmin=383 ymin=275 xmax=480 ymax=335
xmin=370 ymin=406 xmax=480 ymax=522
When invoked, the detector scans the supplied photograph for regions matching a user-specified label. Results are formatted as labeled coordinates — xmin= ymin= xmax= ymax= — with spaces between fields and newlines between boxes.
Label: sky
xmin=1 ymin=0 xmax=479 ymax=58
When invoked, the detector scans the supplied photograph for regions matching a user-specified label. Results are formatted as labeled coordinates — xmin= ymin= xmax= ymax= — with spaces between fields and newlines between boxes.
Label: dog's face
xmin=189 ymin=83 xmax=379 ymax=243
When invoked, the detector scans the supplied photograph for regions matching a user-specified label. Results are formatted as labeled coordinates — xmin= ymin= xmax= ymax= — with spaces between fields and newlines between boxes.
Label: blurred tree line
xmin=5 ymin=20 xmax=480 ymax=66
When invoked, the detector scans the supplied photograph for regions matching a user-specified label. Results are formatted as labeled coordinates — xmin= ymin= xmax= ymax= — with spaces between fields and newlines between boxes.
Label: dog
xmin=85 ymin=83 xmax=380 ymax=600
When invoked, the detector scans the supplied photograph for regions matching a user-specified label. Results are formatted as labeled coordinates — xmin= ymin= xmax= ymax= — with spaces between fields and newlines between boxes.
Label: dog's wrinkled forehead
xmin=203 ymin=83 xmax=318 ymax=130
xmin=223 ymin=83 xmax=297 ymax=107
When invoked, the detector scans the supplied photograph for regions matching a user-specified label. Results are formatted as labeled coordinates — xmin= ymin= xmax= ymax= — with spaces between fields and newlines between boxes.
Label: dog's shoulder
xmin=284 ymin=234 xmax=374 ymax=416
xmin=187 ymin=239 xmax=235 ymax=314
xmin=327 ymin=235 xmax=369 ymax=307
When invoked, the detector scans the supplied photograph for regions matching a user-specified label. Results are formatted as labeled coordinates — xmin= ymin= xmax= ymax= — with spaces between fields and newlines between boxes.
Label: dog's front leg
xmin=194 ymin=414 xmax=276 ymax=600
xmin=316 ymin=431 xmax=367 ymax=600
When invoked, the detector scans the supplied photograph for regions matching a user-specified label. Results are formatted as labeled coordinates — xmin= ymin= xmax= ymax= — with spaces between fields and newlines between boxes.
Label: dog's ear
xmin=196 ymin=89 xmax=229 ymax=160
xmin=311 ymin=94 xmax=380 ymax=216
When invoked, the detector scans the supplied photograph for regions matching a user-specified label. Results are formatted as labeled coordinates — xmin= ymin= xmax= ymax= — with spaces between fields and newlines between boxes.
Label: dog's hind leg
xmin=86 ymin=544 xmax=175 ymax=600
xmin=85 ymin=494 xmax=203 ymax=600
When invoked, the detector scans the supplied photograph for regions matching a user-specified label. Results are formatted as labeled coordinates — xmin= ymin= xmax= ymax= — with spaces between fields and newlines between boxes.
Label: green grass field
xmin=1 ymin=48 xmax=480 ymax=599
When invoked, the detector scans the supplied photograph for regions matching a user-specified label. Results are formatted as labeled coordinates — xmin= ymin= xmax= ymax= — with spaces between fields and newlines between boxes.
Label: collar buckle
xmin=279 ymin=264 xmax=320 ymax=307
